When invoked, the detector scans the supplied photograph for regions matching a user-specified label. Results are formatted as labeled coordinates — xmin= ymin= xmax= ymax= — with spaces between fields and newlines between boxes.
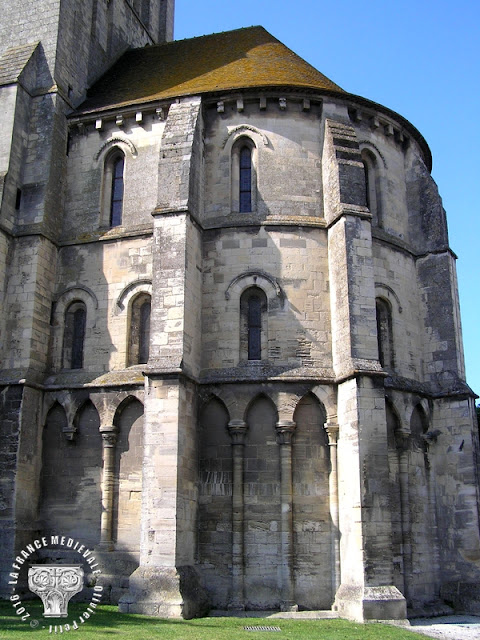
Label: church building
xmin=1 ymin=0 xmax=479 ymax=622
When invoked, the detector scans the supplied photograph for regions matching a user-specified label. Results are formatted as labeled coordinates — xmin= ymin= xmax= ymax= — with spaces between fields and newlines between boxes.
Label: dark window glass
xmin=128 ymin=294 xmax=151 ymax=366
xmin=110 ymin=156 xmax=124 ymax=227
xmin=71 ymin=308 xmax=86 ymax=369
xmin=363 ymin=160 xmax=370 ymax=208
xmin=239 ymin=146 xmax=252 ymax=212
xmin=138 ymin=300 xmax=151 ymax=364
xmin=63 ymin=303 xmax=86 ymax=370
xmin=376 ymin=298 xmax=393 ymax=369
xmin=248 ymin=295 xmax=261 ymax=360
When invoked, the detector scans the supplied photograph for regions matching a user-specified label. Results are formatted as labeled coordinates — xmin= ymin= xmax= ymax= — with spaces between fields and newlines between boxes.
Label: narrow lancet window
xmin=128 ymin=293 xmax=151 ymax=366
xmin=363 ymin=160 xmax=370 ymax=209
xmin=63 ymin=302 xmax=87 ymax=369
xmin=248 ymin=295 xmax=262 ymax=360
xmin=239 ymin=146 xmax=252 ymax=212
xmin=376 ymin=297 xmax=394 ymax=370
xmin=138 ymin=299 xmax=151 ymax=364
xmin=110 ymin=155 xmax=124 ymax=227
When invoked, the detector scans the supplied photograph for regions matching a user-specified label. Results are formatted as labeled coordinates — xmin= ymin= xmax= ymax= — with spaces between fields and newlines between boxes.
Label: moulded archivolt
xmin=222 ymin=124 xmax=270 ymax=149
xmin=224 ymin=270 xmax=284 ymax=304
xmin=115 ymin=279 xmax=152 ymax=314
xmin=94 ymin=136 xmax=138 ymax=163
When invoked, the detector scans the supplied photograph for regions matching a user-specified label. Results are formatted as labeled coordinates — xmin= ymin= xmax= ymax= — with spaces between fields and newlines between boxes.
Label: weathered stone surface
xmin=1 ymin=2 xmax=479 ymax=623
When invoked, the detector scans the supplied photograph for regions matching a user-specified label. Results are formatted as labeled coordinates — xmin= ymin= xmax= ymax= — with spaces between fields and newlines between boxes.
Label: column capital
xmin=276 ymin=420 xmax=296 ymax=445
xmin=100 ymin=424 xmax=117 ymax=433
xmin=325 ymin=422 xmax=339 ymax=445
xmin=228 ymin=420 xmax=248 ymax=445
xmin=62 ymin=422 xmax=77 ymax=442
xmin=101 ymin=430 xmax=118 ymax=448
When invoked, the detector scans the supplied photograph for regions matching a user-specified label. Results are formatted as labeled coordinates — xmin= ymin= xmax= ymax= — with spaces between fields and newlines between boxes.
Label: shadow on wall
xmin=197 ymin=390 xmax=337 ymax=611
xmin=32 ymin=395 xmax=145 ymax=603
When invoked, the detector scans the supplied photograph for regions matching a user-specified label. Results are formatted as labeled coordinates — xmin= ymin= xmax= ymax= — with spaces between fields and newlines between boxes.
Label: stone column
xmin=276 ymin=420 xmax=298 ymax=612
xmin=325 ymin=419 xmax=340 ymax=595
xmin=100 ymin=426 xmax=117 ymax=550
xmin=396 ymin=429 xmax=411 ymax=603
xmin=227 ymin=420 xmax=248 ymax=610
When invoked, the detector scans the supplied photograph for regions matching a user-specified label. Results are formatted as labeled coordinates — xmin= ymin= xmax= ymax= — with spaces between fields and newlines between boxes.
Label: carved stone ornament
xmin=61 ymin=424 xmax=77 ymax=441
xmin=28 ymin=564 xmax=84 ymax=617
xmin=228 ymin=420 xmax=248 ymax=444
xmin=101 ymin=432 xmax=118 ymax=448
xmin=325 ymin=422 xmax=339 ymax=445
xmin=276 ymin=420 xmax=296 ymax=445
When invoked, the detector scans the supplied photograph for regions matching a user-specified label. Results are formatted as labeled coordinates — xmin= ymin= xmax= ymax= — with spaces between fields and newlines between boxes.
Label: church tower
xmin=0 ymin=0 xmax=175 ymax=594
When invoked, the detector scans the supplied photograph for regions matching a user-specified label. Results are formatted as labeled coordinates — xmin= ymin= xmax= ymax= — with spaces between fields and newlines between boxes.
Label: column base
xmin=334 ymin=584 xmax=406 ymax=622
xmin=118 ymin=565 xmax=209 ymax=619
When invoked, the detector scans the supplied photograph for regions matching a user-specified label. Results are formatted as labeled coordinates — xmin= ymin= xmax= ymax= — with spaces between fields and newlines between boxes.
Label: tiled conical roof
xmin=79 ymin=26 xmax=344 ymax=113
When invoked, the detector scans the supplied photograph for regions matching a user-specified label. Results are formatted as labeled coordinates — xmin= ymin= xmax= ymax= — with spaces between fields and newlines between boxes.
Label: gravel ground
xmin=408 ymin=616 xmax=480 ymax=640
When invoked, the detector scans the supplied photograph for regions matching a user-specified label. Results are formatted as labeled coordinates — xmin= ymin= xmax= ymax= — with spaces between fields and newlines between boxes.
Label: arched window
xmin=361 ymin=149 xmax=382 ymax=227
xmin=231 ymin=138 xmax=256 ymax=213
xmin=63 ymin=301 xmax=87 ymax=369
xmin=247 ymin=294 xmax=261 ymax=359
xmin=110 ymin=155 xmax=124 ymax=227
xmin=362 ymin=160 xmax=371 ymax=209
xmin=239 ymin=146 xmax=252 ymax=212
xmin=102 ymin=149 xmax=125 ymax=228
xmin=240 ymin=287 xmax=267 ymax=361
xmin=376 ymin=297 xmax=394 ymax=370
xmin=128 ymin=293 xmax=151 ymax=366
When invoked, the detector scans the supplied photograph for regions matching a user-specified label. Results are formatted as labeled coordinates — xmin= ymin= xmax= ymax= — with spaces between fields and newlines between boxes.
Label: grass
xmin=0 ymin=602 xmax=429 ymax=639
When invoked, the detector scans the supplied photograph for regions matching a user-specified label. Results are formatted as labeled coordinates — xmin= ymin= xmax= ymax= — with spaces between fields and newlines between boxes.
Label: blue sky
xmin=175 ymin=1 xmax=480 ymax=399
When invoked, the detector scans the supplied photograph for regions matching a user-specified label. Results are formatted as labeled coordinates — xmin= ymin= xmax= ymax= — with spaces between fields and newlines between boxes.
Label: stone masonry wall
xmin=201 ymin=226 xmax=331 ymax=373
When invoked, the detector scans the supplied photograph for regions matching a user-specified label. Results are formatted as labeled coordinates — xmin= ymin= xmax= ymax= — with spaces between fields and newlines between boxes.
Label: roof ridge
xmin=139 ymin=25 xmax=271 ymax=51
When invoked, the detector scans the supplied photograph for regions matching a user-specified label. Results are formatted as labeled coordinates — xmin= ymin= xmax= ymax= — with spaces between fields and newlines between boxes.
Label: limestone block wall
xmin=0 ymin=84 xmax=20 ymax=231
xmin=430 ymin=397 xmax=480 ymax=582
xmin=0 ymin=0 xmax=172 ymax=104
xmin=50 ymin=234 xmax=152 ymax=373
xmin=65 ymin=117 xmax=165 ymax=236
xmin=3 ymin=236 xmax=57 ymax=372
xmin=203 ymin=97 xmax=324 ymax=223
xmin=351 ymin=112 xmax=411 ymax=238
xmin=39 ymin=400 xmax=103 ymax=545
xmin=0 ymin=385 xmax=25 ymax=587
xmin=201 ymin=226 xmax=332 ymax=372
xmin=197 ymin=385 xmax=335 ymax=611
xmin=372 ymin=242 xmax=424 ymax=379
xmin=418 ymin=251 xmax=466 ymax=384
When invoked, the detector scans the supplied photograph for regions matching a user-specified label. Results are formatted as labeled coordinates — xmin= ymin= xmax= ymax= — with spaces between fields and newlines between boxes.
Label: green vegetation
xmin=0 ymin=601 xmax=429 ymax=639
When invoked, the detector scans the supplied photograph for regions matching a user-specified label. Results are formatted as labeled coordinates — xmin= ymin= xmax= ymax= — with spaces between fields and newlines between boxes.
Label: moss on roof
xmin=78 ymin=26 xmax=344 ymax=113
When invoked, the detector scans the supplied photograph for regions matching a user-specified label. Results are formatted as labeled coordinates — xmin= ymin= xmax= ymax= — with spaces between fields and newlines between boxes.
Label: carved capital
xmin=62 ymin=423 xmax=77 ymax=442
xmin=276 ymin=420 xmax=296 ymax=445
xmin=101 ymin=427 xmax=117 ymax=448
xmin=228 ymin=420 xmax=248 ymax=445
xmin=325 ymin=422 xmax=339 ymax=445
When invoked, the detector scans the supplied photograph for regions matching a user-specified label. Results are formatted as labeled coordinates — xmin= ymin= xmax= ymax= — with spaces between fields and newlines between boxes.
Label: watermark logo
xmin=8 ymin=535 xmax=104 ymax=633
xmin=28 ymin=565 xmax=84 ymax=617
